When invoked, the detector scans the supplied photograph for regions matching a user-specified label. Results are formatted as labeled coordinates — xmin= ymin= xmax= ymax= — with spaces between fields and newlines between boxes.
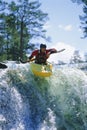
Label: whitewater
xmin=0 ymin=62 xmax=87 ymax=130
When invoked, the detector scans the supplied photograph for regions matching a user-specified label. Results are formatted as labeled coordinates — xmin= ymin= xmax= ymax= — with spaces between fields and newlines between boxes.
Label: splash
xmin=0 ymin=62 xmax=87 ymax=130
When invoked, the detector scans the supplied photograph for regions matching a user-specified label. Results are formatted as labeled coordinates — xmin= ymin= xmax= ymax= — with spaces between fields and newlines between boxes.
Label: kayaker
xmin=28 ymin=44 xmax=57 ymax=64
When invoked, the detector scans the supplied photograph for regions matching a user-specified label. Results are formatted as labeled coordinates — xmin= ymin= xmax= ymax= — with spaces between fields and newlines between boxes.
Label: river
xmin=0 ymin=62 xmax=87 ymax=130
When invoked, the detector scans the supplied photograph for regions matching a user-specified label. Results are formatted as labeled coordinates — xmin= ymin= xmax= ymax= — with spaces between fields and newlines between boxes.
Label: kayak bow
xmin=30 ymin=62 xmax=52 ymax=77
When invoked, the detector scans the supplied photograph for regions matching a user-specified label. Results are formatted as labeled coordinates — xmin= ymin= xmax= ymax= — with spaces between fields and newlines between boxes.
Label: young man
xmin=28 ymin=44 xmax=57 ymax=64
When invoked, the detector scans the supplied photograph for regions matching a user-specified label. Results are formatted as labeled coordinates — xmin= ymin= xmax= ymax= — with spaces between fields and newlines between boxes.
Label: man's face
xmin=41 ymin=48 xmax=46 ymax=52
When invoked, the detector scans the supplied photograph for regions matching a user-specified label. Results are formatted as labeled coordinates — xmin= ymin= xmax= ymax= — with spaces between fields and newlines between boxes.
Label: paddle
xmin=20 ymin=58 xmax=35 ymax=64
xmin=20 ymin=48 xmax=65 ymax=64
xmin=56 ymin=48 xmax=65 ymax=53
xmin=20 ymin=59 xmax=27 ymax=63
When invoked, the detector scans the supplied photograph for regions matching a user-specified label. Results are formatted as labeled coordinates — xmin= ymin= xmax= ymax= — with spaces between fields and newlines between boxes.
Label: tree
xmin=8 ymin=0 xmax=49 ymax=59
xmin=70 ymin=50 xmax=83 ymax=64
xmin=71 ymin=0 xmax=82 ymax=4
xmin=0 ymin=0 xmax=7 ymax=11
xmin=71 ymin=0 xmax=87 ymax=38
xmin=0 ymin=0 xmax=8 ymax=60
xmin=0 ymin=0 xmax=49 ymax=60
xmin=84 ymin=52 xmax=87 ymax=62
xmin=71 ymin=0 xmax=87 ymax=5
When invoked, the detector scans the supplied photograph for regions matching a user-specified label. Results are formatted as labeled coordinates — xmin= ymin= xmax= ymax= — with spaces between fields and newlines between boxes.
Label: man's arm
xmin=47 ymin=48 xmax=57 ymax=54
xmin=28 ymin=50 xmax=38 ymax=61
xmin=50 ymin=48 xmax=57 ymax=54
xmin=46 ymin=49 xmax=57 ymax=58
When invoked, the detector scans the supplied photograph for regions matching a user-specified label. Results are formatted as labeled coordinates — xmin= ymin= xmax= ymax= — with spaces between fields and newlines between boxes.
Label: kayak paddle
xmin=56 ymin=48 xmax=65 ymax=53
xmin=20 ymin=49 xmax=65 ymax=64
xmin=20 ymin=58 xmax=35 ymax=64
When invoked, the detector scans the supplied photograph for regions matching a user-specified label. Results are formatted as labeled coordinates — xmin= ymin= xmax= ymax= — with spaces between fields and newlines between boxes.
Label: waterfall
xmin=0 ymin=62 xmax=87 ymax=130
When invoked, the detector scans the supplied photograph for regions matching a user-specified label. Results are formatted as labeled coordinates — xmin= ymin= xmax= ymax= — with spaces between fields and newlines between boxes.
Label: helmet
xmin=40 ymin=44 xmax=46 ymax=49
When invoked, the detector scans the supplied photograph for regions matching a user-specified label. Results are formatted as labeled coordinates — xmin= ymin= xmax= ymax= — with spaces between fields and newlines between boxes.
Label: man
xmin=28 ymin=44 xmax=57 ymax=64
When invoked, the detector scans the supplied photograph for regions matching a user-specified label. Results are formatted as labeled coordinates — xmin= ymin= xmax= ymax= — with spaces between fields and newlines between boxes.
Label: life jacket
xmin=35 ymin=50 xmax=47 ymax=64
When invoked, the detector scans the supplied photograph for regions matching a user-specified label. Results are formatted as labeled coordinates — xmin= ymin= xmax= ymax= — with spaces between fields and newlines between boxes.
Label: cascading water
xmin=0 ymin=62 xmax=87 ymax=130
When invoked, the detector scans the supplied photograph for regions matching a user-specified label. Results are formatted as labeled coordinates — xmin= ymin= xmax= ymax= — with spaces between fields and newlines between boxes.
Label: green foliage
xmin=0 ymin=0 xmax=49 ymax=61
xmin=71 ymin=0 xmax=87 ymax=38
xmin=71 ymin=0 xmax=82 ymax=4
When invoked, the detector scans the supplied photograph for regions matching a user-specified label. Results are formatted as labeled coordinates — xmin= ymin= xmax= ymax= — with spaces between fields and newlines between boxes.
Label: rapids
xmin=0 ymin=62 xmax=87 ymax=130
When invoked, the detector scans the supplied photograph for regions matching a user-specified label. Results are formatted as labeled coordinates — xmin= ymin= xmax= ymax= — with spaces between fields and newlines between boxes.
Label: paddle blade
xmin=57 ymin=48 xmax=65 ymax=53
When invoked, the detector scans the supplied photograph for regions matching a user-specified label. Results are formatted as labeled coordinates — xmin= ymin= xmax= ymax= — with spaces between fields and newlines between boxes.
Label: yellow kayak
xmin=30 ymin=62 xmax=52 ymax=77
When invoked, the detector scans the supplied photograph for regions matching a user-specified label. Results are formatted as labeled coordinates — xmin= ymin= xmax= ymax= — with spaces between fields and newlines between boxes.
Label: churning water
xmin=0 ymin=62 xmax=87 ymax=130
